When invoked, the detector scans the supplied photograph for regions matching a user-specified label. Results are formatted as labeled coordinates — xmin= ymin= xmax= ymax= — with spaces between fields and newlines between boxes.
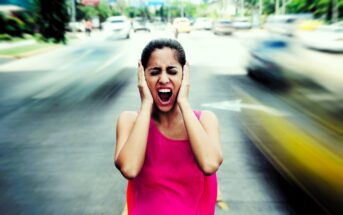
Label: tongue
xmin=159 ymin=93 xmax=170 ymax=102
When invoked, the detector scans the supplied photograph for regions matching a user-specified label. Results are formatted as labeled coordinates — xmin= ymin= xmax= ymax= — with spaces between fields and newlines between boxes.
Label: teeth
xmin=158 ymin=89 xmax=171 ymax=93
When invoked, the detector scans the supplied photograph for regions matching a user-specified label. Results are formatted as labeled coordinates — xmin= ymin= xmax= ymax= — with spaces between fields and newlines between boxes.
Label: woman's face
xmin=145 ymin=47 xmax=183 ymax=112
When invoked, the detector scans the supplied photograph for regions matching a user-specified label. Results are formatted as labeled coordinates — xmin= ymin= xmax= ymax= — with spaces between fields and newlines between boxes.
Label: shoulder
xmin=198 ymin=111 xmax=220 ymax=137
xmin=116 ymin=111 xmax=138 ymax=126
xmin=199 ymin=110 xmax=218 ymax=121
xmin=198 ymin=110 xmax=219 ymax=126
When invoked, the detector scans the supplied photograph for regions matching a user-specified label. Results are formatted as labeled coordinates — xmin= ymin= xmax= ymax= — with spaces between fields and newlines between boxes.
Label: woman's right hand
xmin=137 ymin=61 xmax=153 ymax=108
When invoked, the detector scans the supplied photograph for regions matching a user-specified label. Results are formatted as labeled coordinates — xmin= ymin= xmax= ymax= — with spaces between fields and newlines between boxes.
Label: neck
xmin=152 ymin=105 xmax=183 ymax=127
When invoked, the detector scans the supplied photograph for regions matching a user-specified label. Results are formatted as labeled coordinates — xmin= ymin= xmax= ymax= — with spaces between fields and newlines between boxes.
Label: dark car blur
xmin=213 ymin=19 xmax=234 ymax=35
xmin=246 ymin=38 xmax=291 ymax=90
xmin=132 ymin=17 xmax=151 ymax=33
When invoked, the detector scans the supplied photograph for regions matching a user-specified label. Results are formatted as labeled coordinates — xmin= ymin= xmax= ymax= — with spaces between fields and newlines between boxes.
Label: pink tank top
xmin=126 ymin=111 xmax=217 ymax=215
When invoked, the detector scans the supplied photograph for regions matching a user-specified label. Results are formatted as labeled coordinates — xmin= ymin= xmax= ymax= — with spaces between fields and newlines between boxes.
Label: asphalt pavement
xmin=0 ymin=29 xmax=329 ymax=215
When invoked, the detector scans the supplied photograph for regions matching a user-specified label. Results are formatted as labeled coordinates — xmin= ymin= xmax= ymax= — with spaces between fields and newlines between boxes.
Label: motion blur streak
xmin=242 ymin=36 xmax=343 ymax=214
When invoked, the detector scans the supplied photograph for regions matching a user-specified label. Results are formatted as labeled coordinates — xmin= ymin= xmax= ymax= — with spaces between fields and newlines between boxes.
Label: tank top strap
xmin=193 ymin=110 xmax=202 ymax=120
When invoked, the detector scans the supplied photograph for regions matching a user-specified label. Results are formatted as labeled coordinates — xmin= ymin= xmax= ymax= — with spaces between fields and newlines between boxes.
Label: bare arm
xmin=177 ymin=63 xmax=223 ymax=175
xmin=114 ymin=62 xmax=153 ymax=179
xmin=115 ymin=105 xmax=151 ymax=179
xmin=179 ymin=104 xmax=223 ymax=175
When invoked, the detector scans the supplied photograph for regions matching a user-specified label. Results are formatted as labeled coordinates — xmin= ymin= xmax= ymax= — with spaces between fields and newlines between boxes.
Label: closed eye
xmin=167 ymin=66 xmax=178 ymax=75
xmin=168 ymin=69 xmax=178 ymax=75
xmin=149 ymin=70 xmax=160 ymax=76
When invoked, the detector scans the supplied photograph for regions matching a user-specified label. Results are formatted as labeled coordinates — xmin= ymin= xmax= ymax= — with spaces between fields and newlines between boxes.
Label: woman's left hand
xmin=177 ymin=62 xmax=190 ymax=106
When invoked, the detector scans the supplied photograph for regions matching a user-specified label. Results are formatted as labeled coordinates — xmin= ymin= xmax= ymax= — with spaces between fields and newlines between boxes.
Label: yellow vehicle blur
xmin=297 ymin=19 xmax=323 ymax=31
xmin=244 ymin=38 xmax=343 ymax=214
xmin=173 ymin=17 xmax=192 ymax=33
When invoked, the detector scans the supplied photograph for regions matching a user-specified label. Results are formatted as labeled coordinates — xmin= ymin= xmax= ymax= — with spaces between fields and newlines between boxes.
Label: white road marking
xmin=202 ymin=100 xmax=289 ymax=116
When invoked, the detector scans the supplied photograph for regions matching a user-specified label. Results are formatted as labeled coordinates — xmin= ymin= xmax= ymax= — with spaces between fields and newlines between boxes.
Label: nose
xmin=159 ymin=72 xmax=170 ymax=84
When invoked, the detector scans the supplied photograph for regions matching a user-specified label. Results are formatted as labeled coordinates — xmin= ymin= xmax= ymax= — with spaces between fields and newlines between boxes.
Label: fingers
xmin=137 ymin=61 xmax=144 ymax=85
xmin=183 ymin=61 xmax=190 ymax=84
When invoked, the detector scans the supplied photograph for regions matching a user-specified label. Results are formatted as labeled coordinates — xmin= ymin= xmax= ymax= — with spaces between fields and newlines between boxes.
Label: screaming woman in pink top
xmin=115 ymin=39 xmax=223 ymax=215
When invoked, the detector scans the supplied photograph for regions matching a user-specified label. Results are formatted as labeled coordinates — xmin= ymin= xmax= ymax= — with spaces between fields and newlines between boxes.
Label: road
xmin=0 ymin=29 xmax=328 ymax=214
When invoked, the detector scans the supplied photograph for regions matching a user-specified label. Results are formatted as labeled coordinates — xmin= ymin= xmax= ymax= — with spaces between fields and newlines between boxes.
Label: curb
xmin=0 ymin=33 xmax=87 ymax=60
xmin=0 ymin=43 xmax=62 ymax=59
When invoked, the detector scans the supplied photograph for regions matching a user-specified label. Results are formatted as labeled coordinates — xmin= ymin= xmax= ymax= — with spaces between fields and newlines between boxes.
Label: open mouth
xmin=157 ymin=88 xmax=173 ymax=104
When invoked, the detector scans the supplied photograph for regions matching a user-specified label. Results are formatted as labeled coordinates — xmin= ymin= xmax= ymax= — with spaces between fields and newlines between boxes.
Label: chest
xmin=156 ymin=122 xmax=188 ymax=141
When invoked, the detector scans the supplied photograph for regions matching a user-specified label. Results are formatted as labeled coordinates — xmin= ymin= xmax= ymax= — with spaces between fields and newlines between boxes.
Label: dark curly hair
xmin=141 ymin=38 xmax=186 ymax=69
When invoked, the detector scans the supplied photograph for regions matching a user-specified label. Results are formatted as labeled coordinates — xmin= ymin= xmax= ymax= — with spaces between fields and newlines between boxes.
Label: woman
xmin=115 ymin=38 xmax=223 ymax=215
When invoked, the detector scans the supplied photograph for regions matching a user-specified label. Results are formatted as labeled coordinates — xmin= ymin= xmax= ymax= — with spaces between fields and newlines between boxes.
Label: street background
xmin=1 ymin=27 xmax=341 ymax=214
xmin=1 ymin=0 xmax=343 ymax=215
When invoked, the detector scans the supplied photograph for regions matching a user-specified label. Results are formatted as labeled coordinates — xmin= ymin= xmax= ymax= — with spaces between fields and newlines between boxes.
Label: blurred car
xmin=193 ymin=17 xmax=213 ymax=30
xmin=244 ymin=36 xmax=343 ymax=214
xmin=264 ymin=14 xmax=313 ymax=36
xmin=103 ymin=16 xmax=131 ymax=39
xmin=299 ymin=23 xmax=343 ymax=53
xmin=68 ymin=22 xmax=85 ymax=32
xmin=173 ymin=17 xmax=192 ymax=33
xmin=297 ymin=19 xmax=323 ymax=31
xmin=213 ymin=19 xmax=234 ymax=35
xmin=232 ymin=17 xmax=252 ymax=30
xmin=132 ymin=17 xmax=151 ymax=33
xmin=246 ymin=38 xmax=290 ymax=90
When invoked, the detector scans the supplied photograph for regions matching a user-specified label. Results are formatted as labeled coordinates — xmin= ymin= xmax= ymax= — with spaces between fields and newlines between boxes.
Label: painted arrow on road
xmin=202 ymin=100 xmax=288 ymax=116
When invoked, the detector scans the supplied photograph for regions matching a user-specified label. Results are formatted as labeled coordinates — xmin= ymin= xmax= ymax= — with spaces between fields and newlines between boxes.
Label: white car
xmin=232 ymin=17 xmax=252 ymax=30
xmin=68 ymin=22 xmax=85 ymax=32
xmin=193 ymin=17 xmax=213 ymax=30
xmin=103 ymin=16 xmax=131 ymax=39
xmin=298 ymin=22 xmax=343 ymax=53
xmin=264 ymin=14 xmax=313 ymax=36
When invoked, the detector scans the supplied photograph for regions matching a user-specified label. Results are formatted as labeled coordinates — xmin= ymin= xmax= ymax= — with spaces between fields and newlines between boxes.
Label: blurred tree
xmin=0 ymin=12 xmax=6 ymax=34
xmin=4 ymin=16 xmax=25 ymax=37
xmin=36 ymin=0 xmax=69 ymax=43
xmin=97 ymin=0 xmax=111 ymax=22
xmin=14 ymin=11 xmax=37 ymax=34
xmin=115 ymin=0 xmax=127 ymax=14
xmin=196 ymin=3 xmax=209 ymax=17
xmin=286 ymin=0 xmax=343 ymax=21
xmin=262 ymin=0 xmax=276 ymax=15
xmin=184 ymin=2 xmax=196 ymax=17
xmin=78 ymin=5 xmax=98 ymax=20
xmin=167 ymin=1 xmax=196 ymax=18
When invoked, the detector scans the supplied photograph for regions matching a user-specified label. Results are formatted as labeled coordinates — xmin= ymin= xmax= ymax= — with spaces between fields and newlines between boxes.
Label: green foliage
xmin=97 ymin=1 xmax=111 ymax=22
xmin=0 ymin=34 xmax=12 ymax=41
xmin=5 ymin=16 xmax=25 ymax=37
xmin=286 ymin=0 xmax=343 ymax=20
xmin=196 ymin=3 xmax=209 ymax=17
xmin=0 ymin=12 xmax=6 ymax=34
xmin=15 ymin=11 xmax=37 ymax=34
xmin=77 ymin=0 xmax=115 ymax=23
xmin=78 ymin=6 xmax=98 ymax=20
xmin=37 ymin=0 xmax=69 ymax=44
xmin=124 ymin=6 xmax=140 ymax=18
xmin=263 ymin=0 xmax=276 ymax=15
xmin=0 ymin=12 xmax=29 ymax=37
xmin=184 ymin=2 xmax=196 ymax=18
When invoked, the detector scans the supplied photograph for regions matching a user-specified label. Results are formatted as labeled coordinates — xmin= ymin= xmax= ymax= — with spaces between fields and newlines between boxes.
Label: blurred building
xmin=208 ymin=0 xmax=236 ymax=17
xmin=79 ymin=0 xmax=100 ymax=6
xmin=0 ymin=0 xmax=31 ymax=13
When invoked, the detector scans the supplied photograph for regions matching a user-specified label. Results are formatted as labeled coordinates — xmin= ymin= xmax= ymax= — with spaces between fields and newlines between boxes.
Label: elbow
xmin=115 ymin=160 xmax=140 ymax=180
xmin=200 ymin=156 xmax=223 ymax=176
